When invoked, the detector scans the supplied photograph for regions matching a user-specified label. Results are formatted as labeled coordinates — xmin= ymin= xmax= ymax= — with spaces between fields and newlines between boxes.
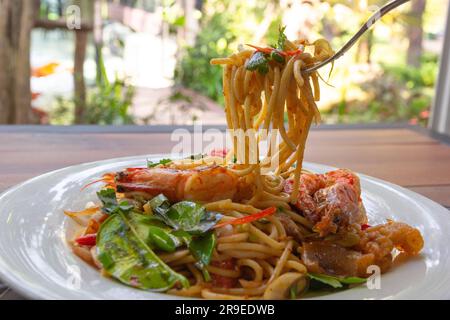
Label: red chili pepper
xmin=284 ymin=49 xmax=303 ymax=56
xmin=361 ymin=224 xmax=371 ymax=231
xmin=214 ymin=207 xmax=277 ymax=229
xmin=245 ymin=44 xmax=273 ymax=54
xmin=75 ymin=233 xmax=97 ymax=246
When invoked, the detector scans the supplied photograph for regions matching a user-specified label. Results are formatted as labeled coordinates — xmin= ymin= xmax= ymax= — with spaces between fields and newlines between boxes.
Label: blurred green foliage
xmin=174 ymin=0 xmax=442 ymax=126
xmin=175 ymin=0 xmax=280 ymax=105
xmin=175 ymin=13 xmax=232 ymax=105
xmin=51 ymin=54 xmax=135 ymax=125
xmin=324 ymin=54 xmax=437 ymax=125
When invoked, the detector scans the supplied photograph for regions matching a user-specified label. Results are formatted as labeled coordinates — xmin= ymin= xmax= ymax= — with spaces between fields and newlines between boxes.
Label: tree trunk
xmin=0 ymin=0 xmax=35 ymax=124
xmin=74 ymin=30 xmax=88 ymax=123
xmin=407 ymin=0 xmax=426 ymax=67
xmin=72 ymin=0 xmax=94 ymax=123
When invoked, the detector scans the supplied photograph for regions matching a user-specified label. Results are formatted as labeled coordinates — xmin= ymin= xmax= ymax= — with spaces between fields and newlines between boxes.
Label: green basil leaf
xmin=97 ymin=188 xmax=133 ymax=215
xmin=189 ymin=232 xmax=216 ymax=267
xmin=245 ymin=51 xmax=269 ymax=75
xmin=339 ymin=276 xmax=367 ymax=284
xmin=147 ymin=158 xmax=172 ymax=168
xmin=308 ymin=273 xmax=367 ymax=288
xmin=277 ymin=25 xmax=287 ymax=50
xmin=147 ymin=226 xmax=177 ymax=252
xmin=162 ymin=201 xmax=222 ymax=234
xmin=96 ymin=211 xmax=189 ymax=291
xmin=148 ymin=194 xmax=171 ymax=215
xmin=128 ymin=212 xmax=181 ymax=252
xmin=97 ymin=189 xmax=118 ymax=214
xmin=308 ymin=273 xmax=343 ymax=288
xmin=271 ymin=50 xmax=285 ymax=63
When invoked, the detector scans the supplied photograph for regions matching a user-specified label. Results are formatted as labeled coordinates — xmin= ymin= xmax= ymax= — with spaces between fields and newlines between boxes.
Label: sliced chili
xmin=214 ymin=207 xmax=277 ymax=229
xmin=75 ymin=233 xmax=97 ymax=246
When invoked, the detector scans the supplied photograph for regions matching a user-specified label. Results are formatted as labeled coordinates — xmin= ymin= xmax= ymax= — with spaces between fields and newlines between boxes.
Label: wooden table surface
xmin=0 ymin=124 xmax=449 ymax=299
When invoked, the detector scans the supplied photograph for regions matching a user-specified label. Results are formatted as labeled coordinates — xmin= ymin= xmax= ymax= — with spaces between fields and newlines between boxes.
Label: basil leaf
xmin=271 ymin=50 xmax=285 ymax=63
xmin=339 ymin=276 xmax=367 ymax=284
xmin=160 ymin=201 xmax=222 ymax=235
xmin=189 ymin=232 xmax=216 ymax=268
xmin=308 ymin=273 xmax=343 ymax=288
xmin=148 ymin=194 xmax=171 ymax=215
xmin=245 ymin=51 xmax=269 ymax=75
xmin=97 ymin=188 xmax=133 ymax=215
xmin=128 ymin=212 xmax=182 ymax=252
xmin=147 ymin=226 xmax=178 ymax=252
xmin=97 ymin=189 xmax=118 ymax=214
xmin=147 ymin=158 xmax=172 ymax=168
xmin=307 ymin=273 xmax=367 ymax=288
xmin=277 ymin=25 xmax=287 ymax=50
xmin=96 ymin=211 xmax=189 ymax=291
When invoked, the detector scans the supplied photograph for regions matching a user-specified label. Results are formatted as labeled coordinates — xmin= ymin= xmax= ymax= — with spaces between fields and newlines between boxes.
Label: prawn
xmin=284 ymin=169 xmax=366 ymax=236
xmin=112 ymin=165 xmax=242 ymax=203
xmin=356 ymin=221 xmax=424 ymax=272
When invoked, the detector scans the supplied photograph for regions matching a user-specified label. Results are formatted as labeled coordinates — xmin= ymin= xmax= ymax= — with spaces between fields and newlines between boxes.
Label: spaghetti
xmin=66 ymin=28 xmax=424 ymax=300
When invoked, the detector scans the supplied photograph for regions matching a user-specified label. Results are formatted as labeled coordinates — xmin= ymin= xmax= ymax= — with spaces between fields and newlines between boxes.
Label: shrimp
xmin=114 ymin=165 xmax=241 ymax=203
xmin=284 ymin=169 xmax=366 ymax=236
xmin=356 ymin=221 xmax=424 ymax=272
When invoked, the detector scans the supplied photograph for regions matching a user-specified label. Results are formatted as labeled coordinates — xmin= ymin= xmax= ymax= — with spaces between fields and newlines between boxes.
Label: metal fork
xmin=302 ymin=0 xmax=410 ymax=74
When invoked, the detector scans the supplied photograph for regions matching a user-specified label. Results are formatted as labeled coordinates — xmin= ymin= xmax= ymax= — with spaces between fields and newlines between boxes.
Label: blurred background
xmin=0 ymin=0 xmax=448 ymax=127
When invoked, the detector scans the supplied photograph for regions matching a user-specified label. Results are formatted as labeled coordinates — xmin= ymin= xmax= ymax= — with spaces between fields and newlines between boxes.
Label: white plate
xmin=0 ymin=154 xmax=449 ymax=300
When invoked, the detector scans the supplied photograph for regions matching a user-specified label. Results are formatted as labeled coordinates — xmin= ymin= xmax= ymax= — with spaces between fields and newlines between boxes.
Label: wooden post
xmin=0 ymin=0 xmax=34 ymax=124
xmin=406 ymin=0 xmax=426 ymax=68
xmin=71 ymin=0 xmax=94 ymax=123
xmin=74 ymin=30 xmax=88 ymax=123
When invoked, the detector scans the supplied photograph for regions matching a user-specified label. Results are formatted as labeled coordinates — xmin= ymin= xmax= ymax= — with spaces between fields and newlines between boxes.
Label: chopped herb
xmin=147 ymin=158 xmax=172 ymax=168
xmin=270 ymin=50 xmax=285 ymax=63
xmin=307 ymin=273 xmax=367 ymax=289
xmin=277 ymin=25 xmax=287 ymax=50
xmin=245 ymin=51 xmax=269 ymax=75
xmin=97 ymin=188 xmax=133 ymax=215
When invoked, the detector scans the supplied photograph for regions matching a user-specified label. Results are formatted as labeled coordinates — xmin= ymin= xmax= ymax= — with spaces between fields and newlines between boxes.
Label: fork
xmin=302 ymin=0 xmax=410 ymax=74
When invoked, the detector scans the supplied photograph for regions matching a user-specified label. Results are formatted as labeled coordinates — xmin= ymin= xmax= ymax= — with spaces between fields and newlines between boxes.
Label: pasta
xmin=66 ymin=27 xmax=424 ymax=300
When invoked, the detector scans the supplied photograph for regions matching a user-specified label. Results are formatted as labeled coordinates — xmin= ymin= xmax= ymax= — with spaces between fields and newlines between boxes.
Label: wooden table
xmin=0 ymin=124 xmax=449 ymax=299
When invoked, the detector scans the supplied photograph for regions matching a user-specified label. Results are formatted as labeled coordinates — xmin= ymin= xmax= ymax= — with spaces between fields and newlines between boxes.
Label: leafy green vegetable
xmin=96 ymin=211 xmax=189 ymax=291
xmin=97 ymin=188 xmax=133 ymax=215
xmin=148 ymin=194 xmax=171 ymax=215
xmin=245 ymin=51 xmax=269 ymax=74
xmin=338 ymin=276 xmax=368 ymax=285
xmin=270 ymin=50 xmax=285 ymax=63
xmin=128 ymin=212 xmax=182 ymax=252
xmin=307 ymin=273 xmax=367 ymax=289
xmin=189 ymin=232 xmax=216 ymax=267
xmin=277 ymin=25 xmax=287 ymax=50
xmin=308 ymin=273 xmax=342 ymax=288
xmin=155 ymin=199 xmax=222 ymax=235
xmin=171 ymin=230 xmax=216 ymax=282
xmin=147 ymin=158 xmax=172 ymax=168
xmin=147 ymin=226 xmax=178 ymax=252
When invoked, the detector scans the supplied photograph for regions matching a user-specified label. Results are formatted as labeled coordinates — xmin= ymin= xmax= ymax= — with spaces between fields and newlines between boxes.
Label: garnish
xmin=245 ymin=26 xmax=302 ymax=74
xmin=74 ymin=233 xmax=97 ymax=246
xmin=96 ymin=211 xmax=189 ymax=291
xmin=214 ymin=207 xmax=277 ymax=229
xmin=147 ymin=158 xmax=172 ymax=168
xmin=308 ymin=273 xmax=367 ymax=289
xmin=96 ymin=188 xmax=133 ymax=215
